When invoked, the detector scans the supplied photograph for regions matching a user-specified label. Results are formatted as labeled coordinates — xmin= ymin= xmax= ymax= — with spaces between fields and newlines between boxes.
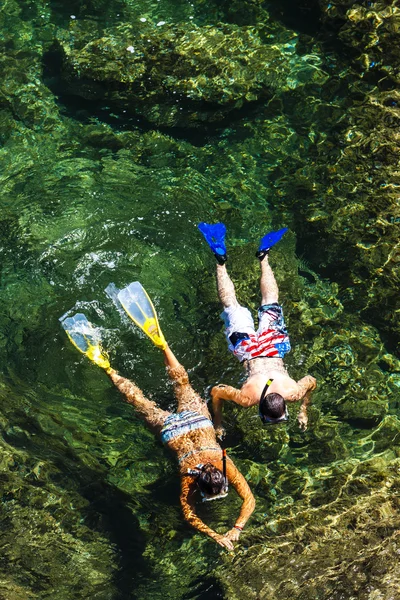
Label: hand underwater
xmin=215 ymin=426 xmax=226 ymax=441
xmin=215 ymin=534 xmax=234 ymax=551
xmin=297 ymin=411 xmax=308 ymax=431
xmin=224 ymin=527 xmax=241 ymax=542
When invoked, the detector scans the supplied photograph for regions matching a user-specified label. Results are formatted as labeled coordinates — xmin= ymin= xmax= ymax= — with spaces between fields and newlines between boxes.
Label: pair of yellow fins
xmin=60 ymin=282 xmax=167 ymax=368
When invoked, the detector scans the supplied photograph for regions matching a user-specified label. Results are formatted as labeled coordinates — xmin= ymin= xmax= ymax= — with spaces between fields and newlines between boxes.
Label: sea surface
xmin=1 ymin=0 xmax=400 ymax=598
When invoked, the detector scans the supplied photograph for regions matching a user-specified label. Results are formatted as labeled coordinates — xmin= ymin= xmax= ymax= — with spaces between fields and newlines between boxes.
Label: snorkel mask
xmin=200 ymin=485 xmax=228 ymax=502
xmin=259 ymin=404 xmax=289 ymax=425
xmin=187 ymin=449 xmax=229 ymax=502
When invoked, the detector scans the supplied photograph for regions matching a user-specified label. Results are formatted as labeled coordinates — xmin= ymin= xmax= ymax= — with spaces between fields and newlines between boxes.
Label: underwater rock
xmin=54 ymin=19 xmax=328 ymax=127
xmin=216 ymin=449 xmax=400 ymax=599
xmin=0 ymin=55 xmax=60 ymax=130
xmin=318 ymin=0 xmax=400 ymax=83
xmin=214 ymin=2 xmax=397 ymax=351
xmin=281 ymin=85 xmax=400 ymax=350
xmin=230 ymin=31 xmax=398 ymax=353
xmin=0 ymin=410 xmax=118 ymax=599
xmin=0 ymin=0 xmax=59 ymax=130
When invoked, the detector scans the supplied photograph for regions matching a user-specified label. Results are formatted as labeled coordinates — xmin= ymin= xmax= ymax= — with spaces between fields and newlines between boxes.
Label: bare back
xmin=241 ymin=357 xmax=299 ymax=405
xmin=166 ymin=421 xmax=221 ymax=471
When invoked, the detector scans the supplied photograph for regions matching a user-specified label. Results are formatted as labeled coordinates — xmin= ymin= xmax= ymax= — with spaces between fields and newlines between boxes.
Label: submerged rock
xmin=273 ymin=77 xmax=400 ymax=350
xmin=53 ymin=19 xmax=327 ymax=127
xmin=217 ymin=448 xmax=400 ymax=599
xmin=0 ymin=383 xmax=118 ymax=599
xmin=1 ymin=0 xmax=400 ymax=597
xmin=0 ymin=0 xmax=59 ymax=130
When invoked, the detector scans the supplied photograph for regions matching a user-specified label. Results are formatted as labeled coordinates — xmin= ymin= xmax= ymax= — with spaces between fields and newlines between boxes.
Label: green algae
xmin=53 ymin=18 xmax=327 ymax=128
xmin=217 ymin=449 xmax=400 ymax=600
xmin=1 ymin=0 xmax=400 ymax=598
xmin=0 ymin=381 xmax=118 ymax=600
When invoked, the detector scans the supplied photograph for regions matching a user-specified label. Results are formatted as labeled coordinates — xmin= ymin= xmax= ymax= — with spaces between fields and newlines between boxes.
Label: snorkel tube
xmin=202 ymin=448 xmax=229 ymax=501
xmin=222 ymin=448 xmax=227 ymax=484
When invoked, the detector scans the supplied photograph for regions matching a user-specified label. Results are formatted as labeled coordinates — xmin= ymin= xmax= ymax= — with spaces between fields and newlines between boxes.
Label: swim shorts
xmin=160 ymin=410 xmax=213 ymax=444
xmin=220 ymin=302 xmax=291 ymax=362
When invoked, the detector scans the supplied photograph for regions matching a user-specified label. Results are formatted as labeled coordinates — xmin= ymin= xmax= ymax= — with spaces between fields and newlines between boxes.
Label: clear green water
xmin=1 ymin=0 xmax=400 ymax=598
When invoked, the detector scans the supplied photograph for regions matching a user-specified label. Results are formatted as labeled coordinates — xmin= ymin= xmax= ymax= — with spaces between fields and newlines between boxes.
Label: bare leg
xmin=216 ymin=264 xmax=239 ymax=309
xmin=162 ymin=345 xmax=211 ymax=419
xmin=260 ymin=256 xmax=279 ymax=305
xmin=163 ymin=344 xmax=181 ymax=370
xmin=107 ymin=368 xmax=170 ymax=434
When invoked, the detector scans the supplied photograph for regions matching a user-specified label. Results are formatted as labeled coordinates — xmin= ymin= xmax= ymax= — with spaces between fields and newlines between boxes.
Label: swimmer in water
xmin=61 ymin=313 xmax=255 ymax=550
xmin=198 ymin=223 xmax=317 ymax=437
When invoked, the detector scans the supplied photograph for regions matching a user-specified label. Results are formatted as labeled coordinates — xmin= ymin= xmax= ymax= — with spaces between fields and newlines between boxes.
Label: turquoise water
xmin=1 ymin=0 xmax=400 ymax=598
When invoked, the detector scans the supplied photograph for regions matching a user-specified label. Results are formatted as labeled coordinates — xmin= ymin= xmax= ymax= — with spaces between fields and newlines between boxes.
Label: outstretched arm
xmin=180 ymin=477 xmax=235 ymax=550
xmin=285 ymin=375 xmax=317 ymax=431
xmin=222 ymin=459 xmax=256 ymax=544
xmin=211 ymin=385 xmax=252 ymax=436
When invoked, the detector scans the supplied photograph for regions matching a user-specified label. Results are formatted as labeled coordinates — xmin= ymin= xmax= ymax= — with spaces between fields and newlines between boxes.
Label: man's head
xmin=195 ymin=463 xmax=228 ymax=501
xmin=259 ymin=392 xmax=289 ymax=425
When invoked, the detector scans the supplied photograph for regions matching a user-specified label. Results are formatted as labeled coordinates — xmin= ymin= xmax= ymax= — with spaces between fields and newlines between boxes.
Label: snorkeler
xmin=60 ymin=283 xmax=255 ymax=551
xmin=198 ymin=223 xmax=317 ymax=437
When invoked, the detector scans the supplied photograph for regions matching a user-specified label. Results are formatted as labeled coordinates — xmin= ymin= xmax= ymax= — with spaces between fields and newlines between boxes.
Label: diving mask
xmin=259 ymin=404 xmax=289 ymax=425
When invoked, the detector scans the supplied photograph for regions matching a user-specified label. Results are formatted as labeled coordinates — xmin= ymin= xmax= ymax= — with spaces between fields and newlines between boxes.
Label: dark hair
xmin=259 ymin=393 xmax=286 ymax=419
xmin=197 ymin=463 xmax=226 ymax=496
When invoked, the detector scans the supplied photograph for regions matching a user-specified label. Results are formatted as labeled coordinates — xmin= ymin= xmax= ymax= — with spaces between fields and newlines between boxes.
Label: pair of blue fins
xmin=198 ymin=222 xmax=287 ymax=264
xmin=60 ymin=223 xmax=287 ymax=363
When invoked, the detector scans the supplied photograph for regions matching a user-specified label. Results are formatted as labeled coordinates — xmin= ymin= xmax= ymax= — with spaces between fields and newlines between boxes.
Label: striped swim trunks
xmin=160 ymin=410 xmax=214 ymax=444
xmin=221 ymin=302 xmax=291 ymax=362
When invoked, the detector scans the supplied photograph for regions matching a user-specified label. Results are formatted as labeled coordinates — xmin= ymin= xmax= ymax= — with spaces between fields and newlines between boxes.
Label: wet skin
xmin=212 ymin=256 xmax=317 ymax=435
xmin=106 ymin=344 xmax=255 ymax=550
xmin=212 ymin=356 xmax=317 ymax=434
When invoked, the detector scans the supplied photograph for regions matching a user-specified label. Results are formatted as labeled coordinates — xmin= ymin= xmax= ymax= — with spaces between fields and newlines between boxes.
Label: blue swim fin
xmin=256 ymin=227 xmax=288 ymax=260
xmin=198 ymin=222 xmax=227 ymax=265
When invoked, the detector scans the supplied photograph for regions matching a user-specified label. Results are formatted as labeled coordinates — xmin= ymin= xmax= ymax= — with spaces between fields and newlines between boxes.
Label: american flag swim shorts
xmin=220 ymin=302 xmax=291 ymax=362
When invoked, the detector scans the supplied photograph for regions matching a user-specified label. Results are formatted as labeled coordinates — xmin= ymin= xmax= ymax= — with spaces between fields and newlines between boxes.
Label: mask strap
xmin=187 ymin=468 xmax=199 ymax=476
xmin=187 ymin=462 xmax=205 ymax=477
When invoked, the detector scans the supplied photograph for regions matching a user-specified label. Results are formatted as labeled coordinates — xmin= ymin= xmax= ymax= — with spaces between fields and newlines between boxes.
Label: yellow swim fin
xmin=60 ymin=313 xmax=110 ymax=369
xmin=116 ymin=282 xmax=167 ymax=350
